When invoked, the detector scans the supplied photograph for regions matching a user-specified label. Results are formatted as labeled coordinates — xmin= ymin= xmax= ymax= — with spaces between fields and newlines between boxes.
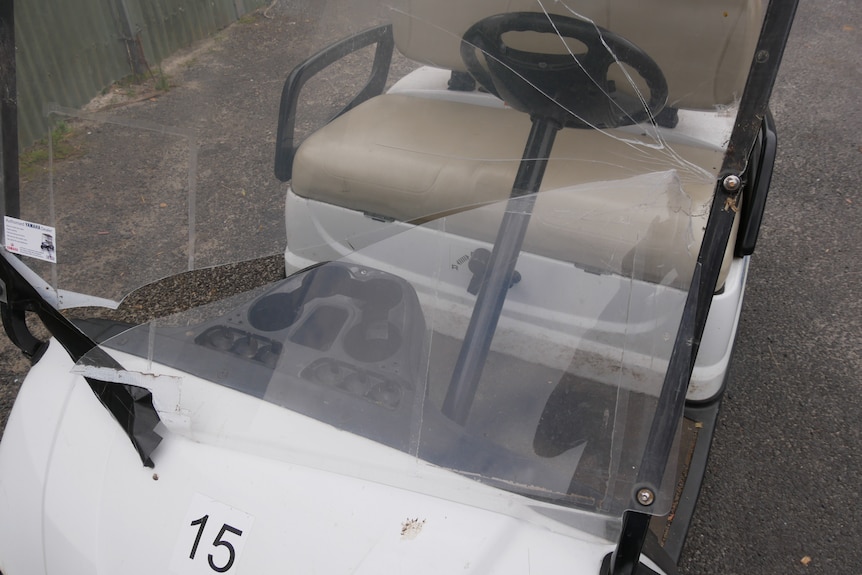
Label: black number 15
xmin=189 ymin=515 xmax=244 ymax=573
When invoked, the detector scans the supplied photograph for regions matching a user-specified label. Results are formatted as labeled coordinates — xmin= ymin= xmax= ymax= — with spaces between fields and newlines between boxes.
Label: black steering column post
xmin=442 ymin=12 xmax=667 ymax=423
xmin=442 ymin=116 xmax=560 ymax=424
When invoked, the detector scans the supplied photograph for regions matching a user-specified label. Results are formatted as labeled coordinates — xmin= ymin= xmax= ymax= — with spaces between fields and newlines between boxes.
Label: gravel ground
xmin=2 ymin=1 xmax=861 ymax=574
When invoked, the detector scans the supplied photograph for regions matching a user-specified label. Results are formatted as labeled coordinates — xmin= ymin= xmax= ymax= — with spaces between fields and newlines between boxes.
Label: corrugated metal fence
xmin=15 ymin=0 xmax=267 ymax=148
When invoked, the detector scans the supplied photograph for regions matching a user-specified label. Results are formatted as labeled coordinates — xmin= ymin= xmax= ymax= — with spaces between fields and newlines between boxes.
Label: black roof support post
xmin=1 ymin=0 xmax=19 ymax=225
xmin=0 ymin=0 xmax=43 ymax=358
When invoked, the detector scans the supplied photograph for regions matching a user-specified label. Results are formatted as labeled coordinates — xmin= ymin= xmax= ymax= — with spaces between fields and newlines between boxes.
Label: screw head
xmin=723 ymin=174 xmax=742 ymax=192
xmin=636 ymin=488 xmax=655 ymax=506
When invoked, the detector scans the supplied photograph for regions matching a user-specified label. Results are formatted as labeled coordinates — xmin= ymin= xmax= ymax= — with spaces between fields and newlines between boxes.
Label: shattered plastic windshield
xmin=5 ymin=0 xmax=765 ymax=521
xmin=76 ymin=185 xmax=694 ymax=516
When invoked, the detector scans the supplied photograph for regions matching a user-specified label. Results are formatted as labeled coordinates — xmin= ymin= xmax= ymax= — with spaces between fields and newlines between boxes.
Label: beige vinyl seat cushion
xmin=293 ymin=94 xmax=736 ymax=285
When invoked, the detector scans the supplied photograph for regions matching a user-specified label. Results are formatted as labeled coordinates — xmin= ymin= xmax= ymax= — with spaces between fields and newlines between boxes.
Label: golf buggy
xmin=0 ymin=0 xmax=796 ymax=573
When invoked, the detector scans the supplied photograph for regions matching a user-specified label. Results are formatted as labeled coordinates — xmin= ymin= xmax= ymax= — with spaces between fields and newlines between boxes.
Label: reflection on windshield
xmin=11 ymin=0 xmax=763 ymax=522
xmin=77 ymin=180 xmax=693 ymax=517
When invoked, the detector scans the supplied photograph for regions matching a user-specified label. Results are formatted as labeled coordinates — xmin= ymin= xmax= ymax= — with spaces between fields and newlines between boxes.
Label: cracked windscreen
xmin=76 ymin=182 xmax=693 ymax=518
xmin=8 ymin=0 xmax=764 ymax=521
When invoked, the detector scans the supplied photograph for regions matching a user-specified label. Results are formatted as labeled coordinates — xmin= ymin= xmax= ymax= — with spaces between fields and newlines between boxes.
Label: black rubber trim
xmin=600 ymin=551 xmax=663 ymax=575
xmin=736 ymin=111 xmax=777 ymax=256
xmin=0 ymin=0 xmax=20 ymax=222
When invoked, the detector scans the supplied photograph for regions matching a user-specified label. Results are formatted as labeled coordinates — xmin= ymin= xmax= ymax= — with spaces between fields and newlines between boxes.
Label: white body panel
xmin=0 ymin=341 xmax=676 ymax=574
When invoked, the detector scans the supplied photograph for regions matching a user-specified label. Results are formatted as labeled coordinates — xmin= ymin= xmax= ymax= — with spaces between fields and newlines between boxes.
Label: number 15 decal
xmin=171 ymin=494 xmax=255 ymax=574
xmin=189 ymin=515 xmax=243 ymax=572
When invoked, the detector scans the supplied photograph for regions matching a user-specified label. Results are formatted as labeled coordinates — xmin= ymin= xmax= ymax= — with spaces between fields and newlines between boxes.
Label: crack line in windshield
xmin=544 ymin=0 xmax=718 ymax=184
xmin=541 ymin=1 xmax=653 ymax=126
xmin=388 ymin=1 xmax=719 ymax=185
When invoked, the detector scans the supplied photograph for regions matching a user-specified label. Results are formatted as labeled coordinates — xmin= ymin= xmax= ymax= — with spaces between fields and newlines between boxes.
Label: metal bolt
xmin=755 ymin=49 xmax=770 ymax=64
xmin=723 ymin=174 xmax=742 ymax=192
xmin=637 ymin=488 xmax=655 ymax=506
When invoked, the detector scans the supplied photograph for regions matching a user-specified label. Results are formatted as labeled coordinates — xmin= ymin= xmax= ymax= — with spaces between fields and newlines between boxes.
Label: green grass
xmin=111 ymin=66 xmax=172 ymax=96
xmin=19 ymin=121 xmax=80 ymax=181
xmin=155 ymin=66 xmax=171 ymax=92
xmin=114 ymin=72 xmax=148 ymax=97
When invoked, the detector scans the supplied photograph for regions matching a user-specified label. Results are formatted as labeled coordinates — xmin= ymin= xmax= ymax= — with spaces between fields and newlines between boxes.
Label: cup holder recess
xmin=302 ymin=358 xmax=403 ymax=409
xmin=184 ymin=263 xmax=425 ymax=413
xmin=247 ymin=264 xmax=403 ymax=333
xmin=355 ymin=277 xmax=403 ymax=309
xmin=343 ymin=320 xmax=402 ymax=363
xmin=247 ymin=292 xmax=301 ymax=332
xmin=247 ymin=263 xmax=408 ymax=361
xmin=290 ymin=306 xmax=349 ymax=352
xmin=196 ymin=326 xmax=282 ymax=369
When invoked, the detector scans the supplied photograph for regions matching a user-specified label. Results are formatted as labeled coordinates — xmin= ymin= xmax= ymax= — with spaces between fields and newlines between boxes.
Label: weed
xmin=106 ymin=64 xmax=173 ymax=99
xmin=19 ymin=121 xmax=81 ymax=181
xmin=155 ymin=66 xmax=171 ymax=92
xmin=113 ymin=72 xmax=147 ymax=97
xmin=53 ymin=121 xmax=70 ymax=140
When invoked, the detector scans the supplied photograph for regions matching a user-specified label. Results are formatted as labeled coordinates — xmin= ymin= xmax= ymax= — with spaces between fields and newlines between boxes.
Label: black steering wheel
xmin=460 ymin=12 xmax=668 ymax=129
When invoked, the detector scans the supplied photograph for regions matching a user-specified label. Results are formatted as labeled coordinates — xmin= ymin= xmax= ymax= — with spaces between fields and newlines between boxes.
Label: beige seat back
xmin=390 ymin=0 xmax=764 ymax=109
